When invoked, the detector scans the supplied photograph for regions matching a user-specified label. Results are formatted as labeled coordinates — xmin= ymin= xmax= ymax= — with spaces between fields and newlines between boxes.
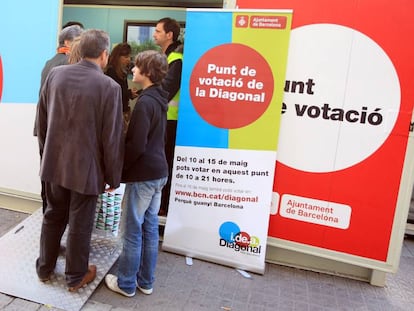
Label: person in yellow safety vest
xmin=166 ymin=50 xmax=183 ymax=121
xmin=153 ymin=17 xmax=183 ymax=216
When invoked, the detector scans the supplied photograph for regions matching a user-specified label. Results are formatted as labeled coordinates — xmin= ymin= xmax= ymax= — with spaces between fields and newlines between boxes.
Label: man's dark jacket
xmin=36 ymin=60 xmax=124 ymax=195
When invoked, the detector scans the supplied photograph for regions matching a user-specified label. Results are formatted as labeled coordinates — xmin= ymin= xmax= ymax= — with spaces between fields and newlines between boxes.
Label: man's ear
xmin=99 ymin=49 xmax=109 ymax=69
xmin=166 ymin=31 xmax=173 ymax=41
xmin=100 ymin=49 xmax=107 ymax=59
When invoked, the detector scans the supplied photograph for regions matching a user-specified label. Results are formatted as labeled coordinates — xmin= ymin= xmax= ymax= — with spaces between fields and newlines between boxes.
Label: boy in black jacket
xmin=105 ymin=50 xmax=169 ymax=297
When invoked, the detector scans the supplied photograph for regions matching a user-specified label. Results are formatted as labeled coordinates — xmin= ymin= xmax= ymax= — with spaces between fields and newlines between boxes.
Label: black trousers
xmin=36 ymin=182 xmax=97 ymax=287
xmin=160 ymin=120 xmax=177 ymax=216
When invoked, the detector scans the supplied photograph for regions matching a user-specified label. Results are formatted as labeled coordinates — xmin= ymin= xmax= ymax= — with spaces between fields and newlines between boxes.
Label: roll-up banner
xmin=236 ymin=0 xmax=414 ymax=269
xmin=162 ymin=8 xmax=292 ymax=274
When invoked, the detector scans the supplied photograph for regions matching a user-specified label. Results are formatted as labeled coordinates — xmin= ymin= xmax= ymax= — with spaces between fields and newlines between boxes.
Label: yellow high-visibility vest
xmin=167 ymin=51 xmax=183 ymax=121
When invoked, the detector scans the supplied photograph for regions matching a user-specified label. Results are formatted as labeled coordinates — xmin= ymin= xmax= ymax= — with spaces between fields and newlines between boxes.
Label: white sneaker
xmin=137 ymin=285 xmax=153 ymax=295
xmin=105 ymin=274 xmax=135 ymax=297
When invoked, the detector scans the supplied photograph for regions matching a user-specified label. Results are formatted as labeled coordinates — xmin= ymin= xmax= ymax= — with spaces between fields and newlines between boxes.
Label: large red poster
xmin=237 ymin=0 xmax=414 ymax=262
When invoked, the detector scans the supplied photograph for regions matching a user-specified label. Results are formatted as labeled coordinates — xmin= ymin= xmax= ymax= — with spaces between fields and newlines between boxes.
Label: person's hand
xmin=105 ymin=184 xmax=115 ymax=192
xmin=130 ymin=87 xmax=139 ymax=99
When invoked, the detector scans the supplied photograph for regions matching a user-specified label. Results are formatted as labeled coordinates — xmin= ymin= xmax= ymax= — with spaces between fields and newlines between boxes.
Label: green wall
xmin=63 ymin=6 xmax=186 ymax=46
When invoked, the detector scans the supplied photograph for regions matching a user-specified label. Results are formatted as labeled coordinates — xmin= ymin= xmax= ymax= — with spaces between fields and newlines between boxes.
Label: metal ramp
xmin=0 ymin=208 xmax=121 ymax=311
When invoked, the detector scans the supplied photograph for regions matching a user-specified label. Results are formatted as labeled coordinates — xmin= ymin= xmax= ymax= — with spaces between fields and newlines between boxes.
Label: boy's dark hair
xmin=157 ymin=17 xmax=181 ymax=42
xmin=135 ymin=50 xmax=168 ymax=85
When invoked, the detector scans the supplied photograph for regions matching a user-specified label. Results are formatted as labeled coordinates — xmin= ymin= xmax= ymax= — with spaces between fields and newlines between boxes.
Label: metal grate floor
xmin=0 ymin=209 xmax=121 ymax=311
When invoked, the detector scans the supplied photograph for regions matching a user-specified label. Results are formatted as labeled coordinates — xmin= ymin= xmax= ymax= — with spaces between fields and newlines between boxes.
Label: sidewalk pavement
xmin=1 ymin=207 xmax=414 ymax=311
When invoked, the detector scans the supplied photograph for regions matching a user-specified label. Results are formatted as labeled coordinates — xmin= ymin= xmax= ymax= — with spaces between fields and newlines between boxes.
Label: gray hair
xmin=79 ymin=29 xmax=110 ymax=59
xmin=58 ymin=25 xmax=83 ymax=47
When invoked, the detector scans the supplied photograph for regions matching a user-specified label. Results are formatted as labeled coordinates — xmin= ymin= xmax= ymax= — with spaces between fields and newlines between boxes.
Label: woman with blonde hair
xmin=68 ymin=36 xmax=81 ymax=64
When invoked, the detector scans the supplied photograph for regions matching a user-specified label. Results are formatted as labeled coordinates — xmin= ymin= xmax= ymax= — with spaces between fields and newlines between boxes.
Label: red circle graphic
xmin=189 ymin=43 xmax=274 ymax=129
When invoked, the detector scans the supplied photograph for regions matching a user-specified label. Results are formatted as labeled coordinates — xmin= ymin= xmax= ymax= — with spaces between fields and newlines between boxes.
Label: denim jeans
xmin=117 ymin=177 xmax=167 ymax=294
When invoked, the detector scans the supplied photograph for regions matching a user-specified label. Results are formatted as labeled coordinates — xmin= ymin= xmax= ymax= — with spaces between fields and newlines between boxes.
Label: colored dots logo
xmin=233 ymin=231 xmax=251 ymax=247
xmin=219 ymin=221 xmax=260 ymax=247
xmin=219 ymin=221 xmax=240 ymax=243
xmin=249 ymin=235 xmax=260 ymax=247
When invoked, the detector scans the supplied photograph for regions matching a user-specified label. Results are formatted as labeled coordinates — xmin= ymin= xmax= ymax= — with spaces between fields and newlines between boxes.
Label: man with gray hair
xmin=35 ymin=29 xmax=124 ymax=292
xmin=36 ymin=24 xmax=83 ymax=216
xmin=40 ymin=24 xmax=83 ymax=89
